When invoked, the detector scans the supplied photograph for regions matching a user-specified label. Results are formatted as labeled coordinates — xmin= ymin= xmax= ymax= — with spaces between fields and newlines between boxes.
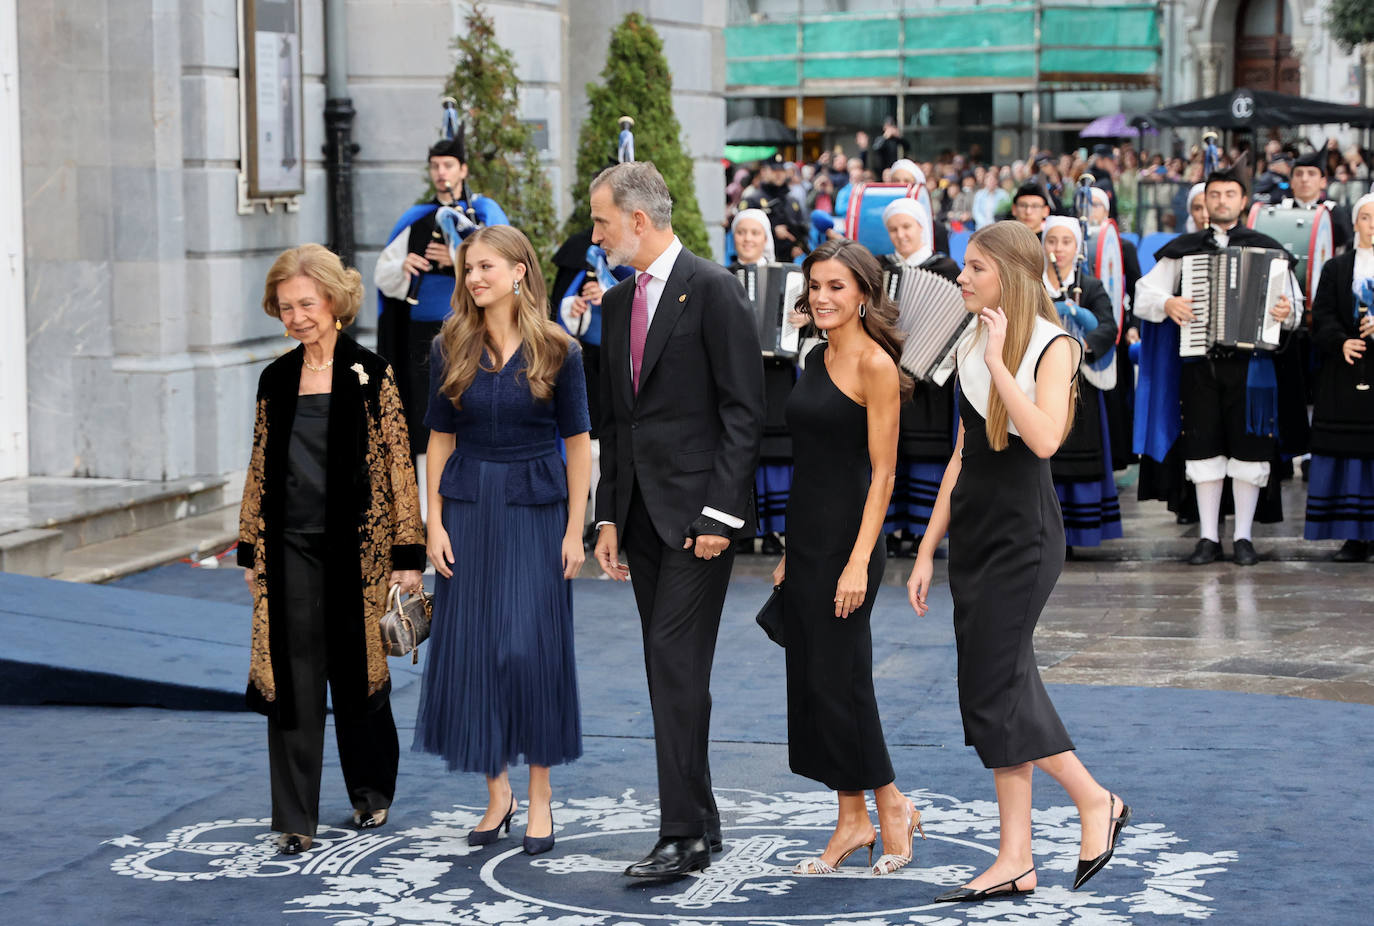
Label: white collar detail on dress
xmin=956 ymin=316 xmax=1080 ymax=437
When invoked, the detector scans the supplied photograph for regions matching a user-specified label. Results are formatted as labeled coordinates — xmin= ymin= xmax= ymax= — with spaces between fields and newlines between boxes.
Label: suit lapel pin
xmin=678 ymin=294 xmax=686 ymax=302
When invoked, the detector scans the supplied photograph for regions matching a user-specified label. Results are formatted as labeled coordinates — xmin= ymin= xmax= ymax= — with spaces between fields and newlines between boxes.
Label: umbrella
xmin=1079 ymin=113 xmax=1157 ymax=138
xmin=1131 ymin=87 xmax=1374 ymax=130
xmin=725 ymin=115 xmax=796 ymax=147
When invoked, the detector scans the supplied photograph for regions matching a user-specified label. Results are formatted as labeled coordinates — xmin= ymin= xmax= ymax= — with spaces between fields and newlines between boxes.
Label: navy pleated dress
xmin=413 ymin=338 xmax=590 ymax=776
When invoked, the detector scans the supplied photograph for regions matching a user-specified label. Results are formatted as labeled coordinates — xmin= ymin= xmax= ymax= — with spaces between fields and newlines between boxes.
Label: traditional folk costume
xmin=1134 ymin=215 xmax=1304 ymax=564
xmin=1088 ymin=187 xmax=1141 ymax=470
xmin=373 ymin=134 xmax=507 ymax=456
xmin=881 ymin=198 xmax=960 ymax=554
xmin=1303 ymin=193 xmax=1374 ymax=561
xmin=728 ymin=208 xmax=795 ymax=548
xmin=1041 ymin=216 xmax=1122 ymax=548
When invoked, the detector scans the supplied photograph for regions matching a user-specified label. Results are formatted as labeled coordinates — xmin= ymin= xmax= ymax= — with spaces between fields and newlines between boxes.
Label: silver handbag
xmin=379 ymin=584 xmax=431 ymax=663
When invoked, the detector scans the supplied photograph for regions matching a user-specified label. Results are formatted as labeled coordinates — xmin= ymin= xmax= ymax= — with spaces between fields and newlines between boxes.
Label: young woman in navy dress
xmin=907 ymin=221 xmax=1130 ymax=902
xmin=413 ymin=226 xmax=591 ymax=857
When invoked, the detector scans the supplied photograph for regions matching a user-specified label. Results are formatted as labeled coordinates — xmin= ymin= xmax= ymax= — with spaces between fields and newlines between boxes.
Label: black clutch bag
xmin=755 ymin=584 xmax=785 ymax=647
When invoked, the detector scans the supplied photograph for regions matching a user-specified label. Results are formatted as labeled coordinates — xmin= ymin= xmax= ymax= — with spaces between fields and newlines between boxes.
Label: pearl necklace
xmin=303 ymin=356 xmax=334 ymax=373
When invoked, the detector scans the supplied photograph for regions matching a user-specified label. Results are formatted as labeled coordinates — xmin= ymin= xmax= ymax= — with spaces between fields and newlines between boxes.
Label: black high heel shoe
xmin=1073 ymin=794 xmax=1131 ymax=890
xmin=934 ymin=867 xmax=1035 ymax=902
xmin=523 ymin=810 xmax=556 ymax=856
xmin=468 ymin=796 xmax=516 ymax=847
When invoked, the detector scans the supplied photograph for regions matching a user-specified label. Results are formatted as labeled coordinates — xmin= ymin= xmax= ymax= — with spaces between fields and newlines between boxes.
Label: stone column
xmin=1196 ymin=42 xmax=1225 ymax=98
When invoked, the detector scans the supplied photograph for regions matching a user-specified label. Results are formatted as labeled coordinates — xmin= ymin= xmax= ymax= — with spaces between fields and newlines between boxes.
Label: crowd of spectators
xmin=724 ymin=126 xmax=1374 ymax=242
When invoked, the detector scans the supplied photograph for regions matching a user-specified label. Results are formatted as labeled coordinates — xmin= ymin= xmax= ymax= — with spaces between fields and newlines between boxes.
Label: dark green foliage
xmin=442 ymin=3 xmax=557 ymax=262
xmin=563 ymin=13 xmax=710 ymax=258
xmin=1327 ymin=0 xmax=1374 ymax=53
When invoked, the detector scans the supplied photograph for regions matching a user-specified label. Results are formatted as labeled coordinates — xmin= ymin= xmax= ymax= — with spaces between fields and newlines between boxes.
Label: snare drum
xmin=1246 ymin=202 xmax=1334 ymax=296
xmin=843 ymin=183 xmax=932 ymax=257
xmin=1085 ymin=220 xmax=1126 ymax=342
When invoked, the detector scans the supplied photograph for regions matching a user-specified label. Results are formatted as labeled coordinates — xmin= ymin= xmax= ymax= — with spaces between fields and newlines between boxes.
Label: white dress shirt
xmin=1134 ymin=225 xmax=1303 ymax=329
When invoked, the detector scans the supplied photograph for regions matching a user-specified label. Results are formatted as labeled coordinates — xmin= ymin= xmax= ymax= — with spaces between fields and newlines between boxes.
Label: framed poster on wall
xmin=243 ymin=0 xmax=304 ymax=198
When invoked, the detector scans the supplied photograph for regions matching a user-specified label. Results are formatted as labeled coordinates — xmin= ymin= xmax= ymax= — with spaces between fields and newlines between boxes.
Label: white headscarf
xmin=889 ymin=158 xmax=924 ymax=186
xmin=1086 ymin=186 xmax=1111 ymax=233
xmin=1353 ymin=193 xmax=1374 ymax=287
xmin=730 ymin=208 xmax=775 ymax=264
xmin=1184 ymin=182 xmax=1208 ymax=233
xmin=882 ymin=197 xmax=934 ymax=265
xmin=1041 ymin=215 xmax=1083 ymax=295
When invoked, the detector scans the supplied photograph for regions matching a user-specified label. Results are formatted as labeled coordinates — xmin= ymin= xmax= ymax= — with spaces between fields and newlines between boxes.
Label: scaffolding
xmin=726 ymin=2 xmax=1162 ymax=147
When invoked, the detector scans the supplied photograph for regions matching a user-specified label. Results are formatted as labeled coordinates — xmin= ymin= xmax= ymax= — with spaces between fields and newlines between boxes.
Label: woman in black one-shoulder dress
xmin=771 ymin=239 xmax=923 ymax=877
xmin=907 ymin=222 xmax=1130 ymax=903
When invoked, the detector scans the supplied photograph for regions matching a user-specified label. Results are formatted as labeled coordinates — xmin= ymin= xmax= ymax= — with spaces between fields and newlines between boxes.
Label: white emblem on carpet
xmin=107 ymin=788 xmax=1234 ymax=922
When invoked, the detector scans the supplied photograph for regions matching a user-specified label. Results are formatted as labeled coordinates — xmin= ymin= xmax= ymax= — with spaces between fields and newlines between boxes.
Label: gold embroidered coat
xmin=238 ymin=334 xmax=425 ymax=723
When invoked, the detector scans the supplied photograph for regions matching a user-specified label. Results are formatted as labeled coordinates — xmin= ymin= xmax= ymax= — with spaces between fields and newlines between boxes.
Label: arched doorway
xmin=1233 ymin=0 xmax=1300 ymax=94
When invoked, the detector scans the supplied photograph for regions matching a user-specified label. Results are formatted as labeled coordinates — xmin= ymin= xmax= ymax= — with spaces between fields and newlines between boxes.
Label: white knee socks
xmin=1231 ymin=479 xmax=1261 ymax=542
xmin=1195 ymin=479 xmax=1224 ymax=543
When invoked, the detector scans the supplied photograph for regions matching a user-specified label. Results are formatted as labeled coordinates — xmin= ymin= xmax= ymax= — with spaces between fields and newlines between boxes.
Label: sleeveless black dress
xmin=949 ymin=321 xmax=1075 ymax=769
xmin=782 ymin=343 xmax=895 ymax=791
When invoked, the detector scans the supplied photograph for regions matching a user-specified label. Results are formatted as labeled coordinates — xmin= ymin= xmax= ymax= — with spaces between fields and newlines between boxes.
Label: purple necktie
xmin=630 ymin=272 xmax=650 ymax=393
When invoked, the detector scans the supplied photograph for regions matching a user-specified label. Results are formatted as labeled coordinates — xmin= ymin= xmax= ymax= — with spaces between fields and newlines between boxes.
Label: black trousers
xmin=1180 ymin=353 xmax=1275 ymax=463
xmin=623 ymin=485 xmax=734 ymax=841
xmin=267 ymin=532 xmax=399 ymax=836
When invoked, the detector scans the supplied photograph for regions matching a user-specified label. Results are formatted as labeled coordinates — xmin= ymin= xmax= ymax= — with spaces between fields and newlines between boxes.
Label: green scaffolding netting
xmin=725 ymin=2 xmax=1157 ymax=87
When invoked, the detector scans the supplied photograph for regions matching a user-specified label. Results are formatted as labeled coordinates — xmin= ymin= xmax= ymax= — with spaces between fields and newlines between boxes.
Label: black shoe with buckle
xmin=1186 ymin=538 xmax=1220 ymax=565
xmin=624 ymin=836 xmax=711 ymax=878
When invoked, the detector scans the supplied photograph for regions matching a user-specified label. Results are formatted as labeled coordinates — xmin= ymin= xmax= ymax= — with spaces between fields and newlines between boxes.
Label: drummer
xmin=1042 ymin=215 xmax=1122 ymax=555
xmin=1285 ymin=150 xmax=1353 ymax=253
xmin=1087 ymin=186 xmax=1141 ymax=471
xmin=880 ymin=198 xmax=959 ymax=557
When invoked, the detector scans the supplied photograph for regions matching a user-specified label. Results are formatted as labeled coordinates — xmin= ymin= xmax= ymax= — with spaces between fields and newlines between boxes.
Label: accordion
xmin=735 ymin=263 xmax=805 ymax=358
xmin=1179 ymin=247 xmax=1289 ymax=357
xmin=884 ymin=265 xmax=972 ymax=385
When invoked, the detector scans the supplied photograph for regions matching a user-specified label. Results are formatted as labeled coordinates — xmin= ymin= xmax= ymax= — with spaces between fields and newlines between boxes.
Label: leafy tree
xmin=442 ymin=2 xmax=557 ymax=261
xmin=1327 ymin=0 xmax=1374 ymax=53
xmin=563 ymin=13 xmax=710 ymax=257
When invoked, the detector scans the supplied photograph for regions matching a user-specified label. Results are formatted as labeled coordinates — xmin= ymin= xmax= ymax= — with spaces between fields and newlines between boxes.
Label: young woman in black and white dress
xmin=907 ymin=221 xmax=1130 ymax=902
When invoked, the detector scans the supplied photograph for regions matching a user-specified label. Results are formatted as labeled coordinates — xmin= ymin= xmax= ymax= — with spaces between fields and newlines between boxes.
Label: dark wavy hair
xmin=797 ymin=238 xmax=914 ymax=401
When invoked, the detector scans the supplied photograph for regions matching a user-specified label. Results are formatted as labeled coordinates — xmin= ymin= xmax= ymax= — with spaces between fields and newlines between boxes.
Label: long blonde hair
xmin=436 ymin=226 xmax=570 ymax=408
xmin=967 ymin=221 xmax=1077 ymax=451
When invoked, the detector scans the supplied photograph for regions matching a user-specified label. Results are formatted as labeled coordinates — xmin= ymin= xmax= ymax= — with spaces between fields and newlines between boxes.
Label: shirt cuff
xmin=594 ymin=520 xmax=615 ymax=532
xmin=701 ymin=506 xmax=745 ymax=530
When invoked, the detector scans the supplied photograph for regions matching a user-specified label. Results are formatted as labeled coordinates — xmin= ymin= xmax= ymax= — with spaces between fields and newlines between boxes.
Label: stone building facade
xmin=3 ymin=0 xmax=726 ymax=482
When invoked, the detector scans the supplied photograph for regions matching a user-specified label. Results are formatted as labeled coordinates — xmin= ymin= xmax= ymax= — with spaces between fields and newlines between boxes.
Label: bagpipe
xmin=1052 ymin=175 xmax=1117 ymax=390
xmin=405 ymin=98 xmax=486 ymax=305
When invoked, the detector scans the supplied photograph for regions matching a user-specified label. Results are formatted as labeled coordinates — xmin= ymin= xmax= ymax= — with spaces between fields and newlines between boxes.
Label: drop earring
xmin=334 ymin=318 xmax=342 ymax=330
xmin=512 ymin=280 xmax=521 ymax=296
xmin=284 ymin=327 xmax=291 ymax=337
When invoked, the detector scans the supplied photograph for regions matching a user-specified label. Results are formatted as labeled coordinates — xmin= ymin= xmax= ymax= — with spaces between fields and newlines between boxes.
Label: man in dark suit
xmin=589 ymin=161 xmax=766 ymax=878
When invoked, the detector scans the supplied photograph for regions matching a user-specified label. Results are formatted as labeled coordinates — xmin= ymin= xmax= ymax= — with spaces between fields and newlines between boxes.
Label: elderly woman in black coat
xmin=239 ymin=244 xmax=425 ymax=855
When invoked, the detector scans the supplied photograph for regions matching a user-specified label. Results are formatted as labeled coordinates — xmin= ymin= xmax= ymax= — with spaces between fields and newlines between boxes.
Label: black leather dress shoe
xmin=1231 ymin=539 xmax=1259 ymax=567
xmin=1186 ymin=538 xmax=1220 ymax=565
xmin=1332 ymin=539 xmax=1369 ymax=562
xmin=709 ymin=835 xmax=723 ymax=853
xmin=624 ymin=836 xmax=711 ymax=878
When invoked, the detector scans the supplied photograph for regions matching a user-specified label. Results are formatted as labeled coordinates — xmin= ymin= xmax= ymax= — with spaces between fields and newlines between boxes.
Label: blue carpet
xmin=0 ymin=567 xmax=1367 ymax=923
